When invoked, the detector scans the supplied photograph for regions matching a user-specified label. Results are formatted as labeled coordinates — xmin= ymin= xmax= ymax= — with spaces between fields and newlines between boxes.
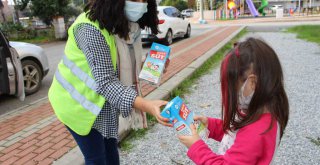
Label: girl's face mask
xmin=124 ymin=1 xmax=148 ymax=22
xmin=238 ymin=78 xmax=254 ymax=110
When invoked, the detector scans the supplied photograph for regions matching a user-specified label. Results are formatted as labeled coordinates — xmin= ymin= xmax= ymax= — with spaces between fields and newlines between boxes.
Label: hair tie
xmin=235 ymin=47 xmax=240 ymax=58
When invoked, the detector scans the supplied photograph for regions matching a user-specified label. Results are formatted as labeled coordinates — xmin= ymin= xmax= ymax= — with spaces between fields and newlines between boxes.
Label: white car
xmin=0 ymin=30 xmax=49 ymax=98
xmin=270 ymin=5 xmax=283 ymax=12
xmin=181 ymin=9 xmax=194 ymax=17
xmin=141 ymin=6 xmax=191 ymax=45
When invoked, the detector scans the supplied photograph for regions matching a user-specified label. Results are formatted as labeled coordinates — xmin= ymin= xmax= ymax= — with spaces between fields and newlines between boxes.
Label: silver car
xmin=0 ymin=30 xmax=49 ymax=99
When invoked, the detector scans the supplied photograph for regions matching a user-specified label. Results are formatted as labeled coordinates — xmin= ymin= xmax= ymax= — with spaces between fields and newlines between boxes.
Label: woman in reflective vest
xmin=48 ymin=0 xmax=171 ymax=164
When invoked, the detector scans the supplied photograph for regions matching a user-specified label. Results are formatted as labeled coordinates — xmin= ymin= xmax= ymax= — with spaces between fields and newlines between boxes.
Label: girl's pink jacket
xmin=187 ymin=113 xmax=279 ymax=165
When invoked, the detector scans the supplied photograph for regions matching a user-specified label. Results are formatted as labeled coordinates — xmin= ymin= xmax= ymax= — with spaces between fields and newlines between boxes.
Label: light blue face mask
xmin=124 ymin=1 xmax=148 ymax=22
xmin=238 ymin=78 xmax=254 ymax=110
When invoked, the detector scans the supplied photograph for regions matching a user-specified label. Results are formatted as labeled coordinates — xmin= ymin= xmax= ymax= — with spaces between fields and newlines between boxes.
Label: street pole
xmin=298 ymin=0 xmax=300 ymax=15
xmin=225 ymin=0 xmax=228 ymax=19
xmin=199 ymin=0 xmax=207 ymax=24
xmin=309 ymin=0 xmax=311 ymax=8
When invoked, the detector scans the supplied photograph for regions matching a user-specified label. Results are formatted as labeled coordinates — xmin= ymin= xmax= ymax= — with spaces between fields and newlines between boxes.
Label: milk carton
xmin=139 ymin=42 xmax=170 ymax=86
xmin=161 ymin=96 xmax=209 ymax=139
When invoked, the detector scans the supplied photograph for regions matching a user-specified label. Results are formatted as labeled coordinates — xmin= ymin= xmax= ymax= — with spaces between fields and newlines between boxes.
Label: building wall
xmin=268 ymin=0 xmax=320 ymax=10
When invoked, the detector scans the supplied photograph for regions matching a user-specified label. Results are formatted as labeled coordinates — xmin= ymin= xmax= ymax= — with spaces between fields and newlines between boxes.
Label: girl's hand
xmin=134 ymin=97 xmax=173 ymax=127
xmin=178 ymin=124 xmax=201 ymax=148
xmin=194 ymin=115 xmax=208 ymax=128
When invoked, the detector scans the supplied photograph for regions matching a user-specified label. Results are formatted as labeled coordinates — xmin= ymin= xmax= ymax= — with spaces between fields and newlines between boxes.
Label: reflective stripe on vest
xmin=55 ymin=70 xmax=100 ymax=116
xmin=48 ymin=12 xmax=117 ymax=135
xmin=62 ymin=55 xmax=96 ymax=91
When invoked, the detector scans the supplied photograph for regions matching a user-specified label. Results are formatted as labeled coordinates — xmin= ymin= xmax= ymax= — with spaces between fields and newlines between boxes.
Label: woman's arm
xmin=74 ymin=24 xmax=171 ymax=126
xmin=74 ymin=23 xmax=137 ymax=117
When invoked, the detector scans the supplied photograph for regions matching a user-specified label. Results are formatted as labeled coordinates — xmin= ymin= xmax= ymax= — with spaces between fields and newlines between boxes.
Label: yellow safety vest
xmin=48 ymin=13 xmax=117 ymax=135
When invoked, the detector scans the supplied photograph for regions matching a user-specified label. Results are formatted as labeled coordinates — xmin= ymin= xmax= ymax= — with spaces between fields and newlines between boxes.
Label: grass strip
xmin=287 ymin=25 xmax=320 ymax=44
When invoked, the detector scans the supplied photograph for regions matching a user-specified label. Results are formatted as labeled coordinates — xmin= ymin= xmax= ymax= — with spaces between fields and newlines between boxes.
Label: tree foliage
xmin=160 ymin=0 xmax=188 ymax=11
xmin=187 ymin=0 xmax=196 ymax=9
xmin=29 ymin=0 xmax=72 ymax=25
xmin=15 ymin=0 xmax=30 ymax=11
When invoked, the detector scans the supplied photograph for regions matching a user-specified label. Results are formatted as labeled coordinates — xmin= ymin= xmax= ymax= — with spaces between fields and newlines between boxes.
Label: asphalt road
xmin=0 ymin=25 xmax=213 ymax=115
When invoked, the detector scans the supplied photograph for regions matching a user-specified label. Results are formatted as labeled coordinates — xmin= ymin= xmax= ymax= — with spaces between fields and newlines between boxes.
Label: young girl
xmin=178 ymin=38 xmax=289 ymax=165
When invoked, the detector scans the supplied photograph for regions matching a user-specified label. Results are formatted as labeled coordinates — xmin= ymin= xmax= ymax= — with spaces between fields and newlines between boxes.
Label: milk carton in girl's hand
xmin=161 ymin=96 xmax=209 ymax=139
xmin=139 ymin=42 xmax=170 ymax=86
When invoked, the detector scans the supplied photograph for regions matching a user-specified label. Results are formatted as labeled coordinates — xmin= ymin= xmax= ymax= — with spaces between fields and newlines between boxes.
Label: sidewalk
xmin=187 ymin=14 xmax=320 ymax=25
xmin=0 ymin=25 xmax=243 ymax=165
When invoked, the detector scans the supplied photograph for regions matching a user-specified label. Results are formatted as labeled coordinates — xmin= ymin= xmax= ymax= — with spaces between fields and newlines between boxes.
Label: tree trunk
xmin=0 ymin=0 xmax=6 ymax=23
xmin=52 ymin=16 xmax=66 ymax=39
xmin=0 ymin=9 xmax=6 ymax=23
xmin=14 ymin=10 xmax=21 ymax=24
xmin=13 ymin=0 xmax=21 ymax=24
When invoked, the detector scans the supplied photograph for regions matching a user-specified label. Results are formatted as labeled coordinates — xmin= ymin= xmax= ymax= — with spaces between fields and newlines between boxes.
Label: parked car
xmin=270 ymin=5 xmax=283 ymax=12
xmin=141 ymin=6 xmax=191 ymax=45
xmin=0 ymin=30 xmax=49 ymax=98
xmin=181 ymin=9 xmax=194 ymax=17
xmin=31 ymin=20 xmax=48 ymax=29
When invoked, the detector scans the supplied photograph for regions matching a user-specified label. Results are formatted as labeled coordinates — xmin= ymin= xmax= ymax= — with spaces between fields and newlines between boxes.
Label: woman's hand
xmin=178 ymin=124 xmax=201 ymax=148
xmin=163 ymin=59 xmax=170 ymax=73
xmin=134 ymin=96 xmax=172 ymax=127
xmin=194 ymin=115 xmax=208 ymax=128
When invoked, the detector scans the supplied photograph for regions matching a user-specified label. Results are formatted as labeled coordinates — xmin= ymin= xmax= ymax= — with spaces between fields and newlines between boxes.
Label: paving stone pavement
xmin=0 ymin=25 xmax=243 ymax=165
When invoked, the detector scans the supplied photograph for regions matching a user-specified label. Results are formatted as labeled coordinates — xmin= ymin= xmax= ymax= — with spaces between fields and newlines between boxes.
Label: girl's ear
xmin=248 ymin=74 xmax=257 ymax=91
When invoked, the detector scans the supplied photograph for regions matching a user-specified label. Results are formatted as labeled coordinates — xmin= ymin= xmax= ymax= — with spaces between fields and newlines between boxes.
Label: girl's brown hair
xmin=220 ymin=38 xmax=289 ymax=138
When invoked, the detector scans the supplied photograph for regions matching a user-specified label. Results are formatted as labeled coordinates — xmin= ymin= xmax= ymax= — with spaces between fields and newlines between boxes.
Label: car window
xmin=171 ymin=7 xmax=181 ymax=17
xmin=164 ymin=8 xmax=174 ymax=17
xmin=164 ymin=7 xmax=181 ymax=17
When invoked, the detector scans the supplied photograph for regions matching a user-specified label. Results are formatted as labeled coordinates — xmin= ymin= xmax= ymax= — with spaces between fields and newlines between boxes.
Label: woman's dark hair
xmin=84 ymin=0 xmax=159 ymax=39
xmin=220 ymin=38 xmax=289 ymax=138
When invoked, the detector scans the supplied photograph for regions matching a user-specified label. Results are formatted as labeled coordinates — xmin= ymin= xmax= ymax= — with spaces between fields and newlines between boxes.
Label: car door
xmin=163 ymin=7 xmax=178 ymax=36
xmin=0 ymin=32 xmax=10 ymax=96
xmin=171 ymin=7 xmax=187 ymax=36
xmin=0 ymin=30 xmax=24 ymax=100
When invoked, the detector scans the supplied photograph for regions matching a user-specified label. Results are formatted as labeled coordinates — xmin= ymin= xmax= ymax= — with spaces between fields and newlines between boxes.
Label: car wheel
xmin=164 ymin=30 xmax=173 ymax=45
xmin=184 ymin=25 xmax=191 ymax=38
xmin=22 ymin=60 xmax=43 ymax=95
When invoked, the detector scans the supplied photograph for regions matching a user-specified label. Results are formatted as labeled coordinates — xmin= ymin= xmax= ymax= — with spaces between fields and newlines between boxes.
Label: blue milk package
xmin=139 ymin=42 xmax=171 ymax=86
xmin=161 ymin=96 xmax=209 ymax=139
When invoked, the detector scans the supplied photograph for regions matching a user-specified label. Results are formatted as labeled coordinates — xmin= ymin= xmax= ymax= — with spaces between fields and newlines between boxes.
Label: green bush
xmin=0 ymin=22 xmax=55 ymax=42
xmin=0 ymin=22 xmax=24 ymax=33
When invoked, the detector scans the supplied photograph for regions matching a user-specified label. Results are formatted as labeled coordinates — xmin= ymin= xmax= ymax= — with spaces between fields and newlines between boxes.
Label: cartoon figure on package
xmin=147 ymin=62 xmax=153 ymax=69
xmin=152 ymin=65 xmax=159 ymax=71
